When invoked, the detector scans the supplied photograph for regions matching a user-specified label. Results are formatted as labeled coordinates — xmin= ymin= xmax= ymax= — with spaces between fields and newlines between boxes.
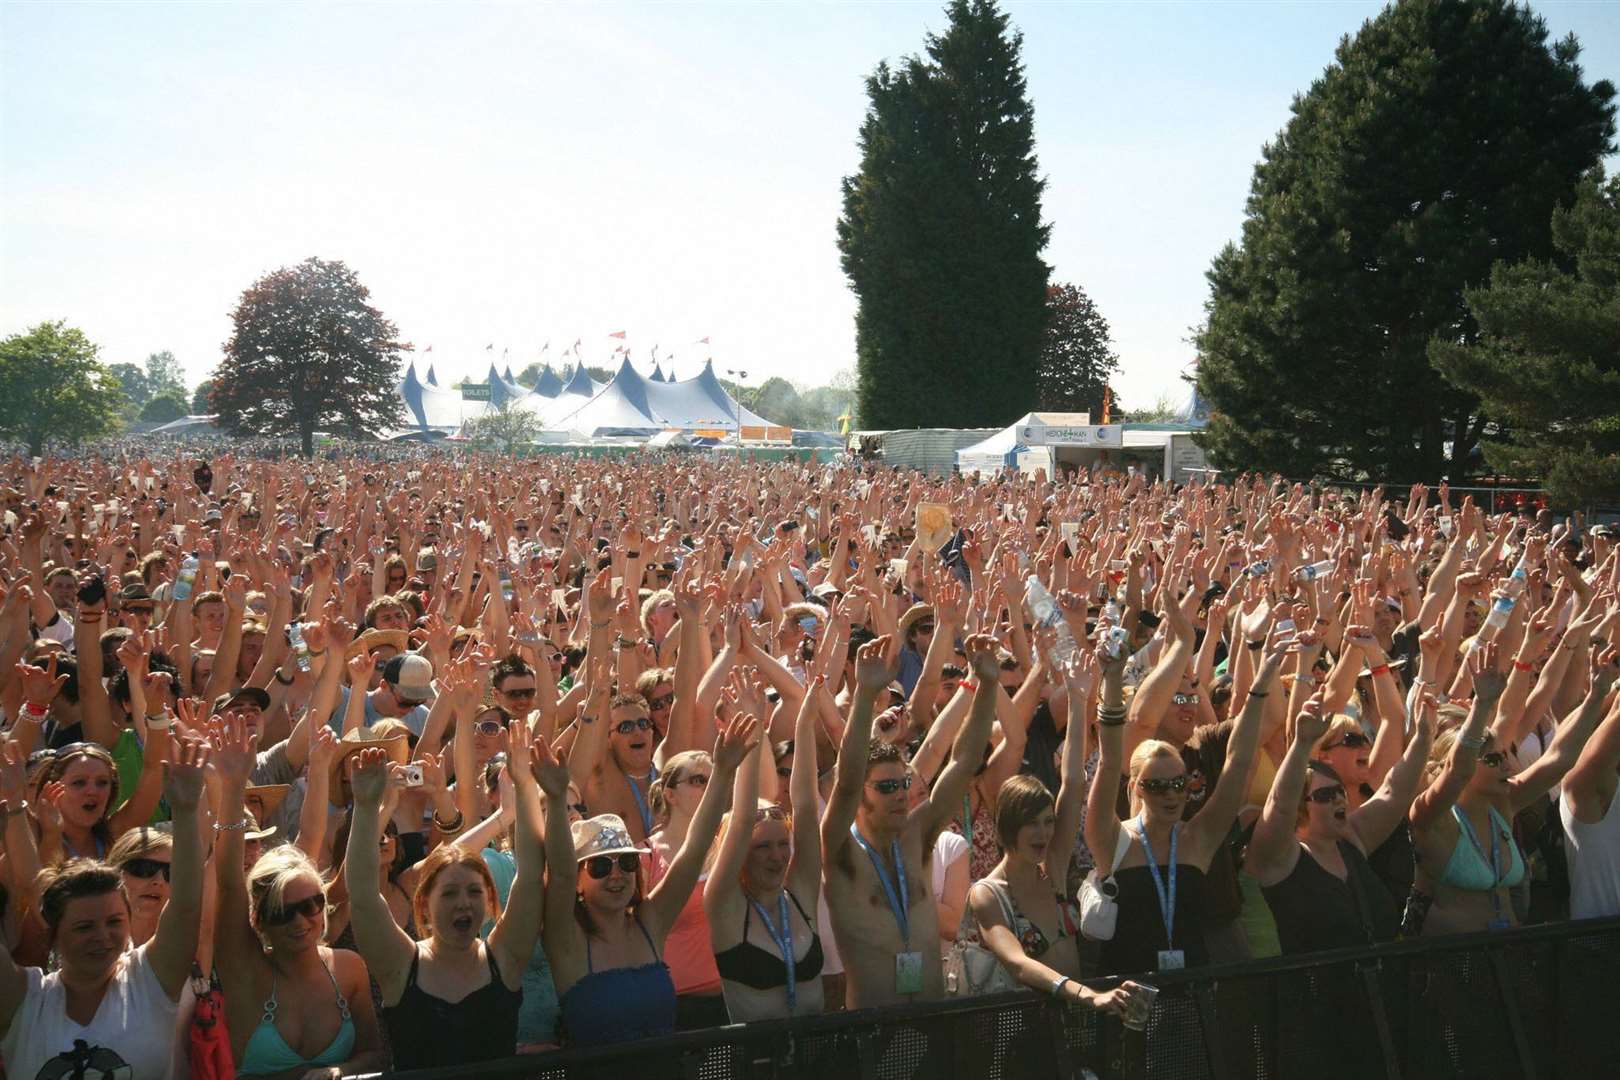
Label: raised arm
xmin=1508 ymin=646 xmax=1619 ymax=814
xmin=1352 ymin=692 xmax=1435 ymax=853
xmin=488 ymin=726 xmax=550 ymax=982
xmin=820 ymin=634 xmax=894 ymax=861
xmin=919 ymin=635 xmax=1001 ymax=841
xmin=145 ymin=737 xmax=209 ymax=998
xmin=1409 ymin=645 xmax=1504 ymax=830
xmin=1191 ymin=632 xmax=1287 ymax=848
xmin=1564 ymin=676 xmax=1620 ymax=822
xmin=209 ymin=713 xmax=271 ymax=1000
xmin=704 ymin=703 xmax=765 ymax=910
xmin=644 ymin=714 xmax=760 ymax=937
xmin=1246 ymin=694 xmax=1327 ymax=886
xmin=344 ymin=749 xmax=418 ymax=1000
xmin=1047 ymin=650 xmax=1098 ymax=886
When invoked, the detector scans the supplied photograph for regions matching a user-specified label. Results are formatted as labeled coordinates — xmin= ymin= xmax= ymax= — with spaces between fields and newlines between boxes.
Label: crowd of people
xmin=0 ymin=445 xmax=1616 ymax=1079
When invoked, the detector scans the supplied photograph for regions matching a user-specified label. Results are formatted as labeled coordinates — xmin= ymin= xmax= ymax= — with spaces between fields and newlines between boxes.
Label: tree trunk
xmin=300 ymin=425 xmax=314 ymax=458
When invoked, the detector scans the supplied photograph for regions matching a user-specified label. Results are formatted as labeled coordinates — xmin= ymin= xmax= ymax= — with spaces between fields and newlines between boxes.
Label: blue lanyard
xmin=1134 ymin=816 xmax=1178 ymax=949
xmin=625 ymin=769 xmax=655 ymax=836
xmin=850 ymin=825 xmax=909 ymax=947
xmin=961 ymin=795 xmax=973 ymax=853
xmin=750 ymin=891 xmax=797 ymax=1013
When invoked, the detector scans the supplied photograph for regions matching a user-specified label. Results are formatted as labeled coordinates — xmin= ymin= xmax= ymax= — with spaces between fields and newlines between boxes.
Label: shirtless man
xmin=822 ymin=632 xmax=999 ymax=1008
xmin=569 ymin=681 xmax=662 ymax=843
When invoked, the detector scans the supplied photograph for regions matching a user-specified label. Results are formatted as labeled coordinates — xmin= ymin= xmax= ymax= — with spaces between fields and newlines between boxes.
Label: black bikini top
xmin=713 ymin=888 xmax=825 ymax=989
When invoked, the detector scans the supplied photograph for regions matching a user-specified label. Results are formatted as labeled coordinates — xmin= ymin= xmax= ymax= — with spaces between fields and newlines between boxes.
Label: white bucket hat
xmin=571 ymin=813 xmax=649 ymax=862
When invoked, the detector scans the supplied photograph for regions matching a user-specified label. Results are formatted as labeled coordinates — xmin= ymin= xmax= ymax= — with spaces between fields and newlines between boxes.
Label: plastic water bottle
xmin=1482 ymin=560 xmax=1531 ymax=633
xmin=1296 ymin=560 xmax=1335 ymax=582
xmin=173 ymin=554 xmax=199 ymax=602
xmin=1244 ymin=559 xmax=1272 ymax=578
xmin=1102 ymin=598 xmax=1128 ymax=659
xmin=288 ymin=621 xmax=313 ymax=673
xmin=1025 ymin=576 xmax=1080 ymax=674
xmin=498 ymin=561 xmax=514 ymax=604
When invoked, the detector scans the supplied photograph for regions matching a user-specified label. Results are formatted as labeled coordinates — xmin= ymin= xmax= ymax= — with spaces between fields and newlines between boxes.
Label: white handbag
xmin=945 ymin=881 xmax=1021 ymax=997
xmin=1078 ymin=827 xmax=1132 ymax=941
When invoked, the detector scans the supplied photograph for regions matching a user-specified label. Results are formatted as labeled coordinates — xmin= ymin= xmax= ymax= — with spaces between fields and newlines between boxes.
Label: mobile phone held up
xmin=77 ymin=574 xmax=107 ymax=607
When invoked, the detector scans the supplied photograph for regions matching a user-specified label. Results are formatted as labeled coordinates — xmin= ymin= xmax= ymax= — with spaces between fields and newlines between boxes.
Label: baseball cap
xmin=383 ymin=653 xmax=434 ymax=703
xmin=212 ymin=686 xmax=271 ymax=714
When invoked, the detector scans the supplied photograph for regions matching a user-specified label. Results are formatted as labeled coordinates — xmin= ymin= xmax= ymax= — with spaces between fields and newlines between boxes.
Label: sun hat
xmin=571 ymin=813 xmax=649 ymax=861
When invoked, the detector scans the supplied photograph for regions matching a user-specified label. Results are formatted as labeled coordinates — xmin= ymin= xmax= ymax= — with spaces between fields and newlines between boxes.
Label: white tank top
xmin=0 ymin=941 xmax=181 ymax=1080
xmin=1562 ymin=786 xmax=1620 ymax=920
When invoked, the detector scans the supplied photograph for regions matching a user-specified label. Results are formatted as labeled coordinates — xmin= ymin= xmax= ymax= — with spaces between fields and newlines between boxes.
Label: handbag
xmin=1078 ymin=827 xmax=1132 ymax=941
xmin=188 ymin=963 xmax=234 ymax=1080
xmin=945 ymin=881 xmax=1021 ymax=997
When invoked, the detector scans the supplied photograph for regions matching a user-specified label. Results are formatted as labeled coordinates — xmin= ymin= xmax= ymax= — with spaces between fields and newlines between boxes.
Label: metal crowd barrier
xmin=348 ymin=915 xmax=1620 ymax=1080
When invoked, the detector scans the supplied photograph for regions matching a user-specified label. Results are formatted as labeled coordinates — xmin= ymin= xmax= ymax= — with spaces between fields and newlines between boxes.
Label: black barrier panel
xmin=346 ymin=916 xmax=1620 ymax=1080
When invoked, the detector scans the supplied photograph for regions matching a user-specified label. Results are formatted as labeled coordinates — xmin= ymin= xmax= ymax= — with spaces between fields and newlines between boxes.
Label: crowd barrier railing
xmin=346 ymin=914 xmax=1620 ymax=1080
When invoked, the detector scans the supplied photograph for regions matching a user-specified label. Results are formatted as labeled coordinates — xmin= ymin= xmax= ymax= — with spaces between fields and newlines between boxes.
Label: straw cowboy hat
xmin=330 ymin=722 xmax=412 ymax=803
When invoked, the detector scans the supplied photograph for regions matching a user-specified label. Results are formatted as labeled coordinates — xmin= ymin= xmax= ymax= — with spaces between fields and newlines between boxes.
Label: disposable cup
xmin=1122 ymin=982 xmax=1158 ymax=1031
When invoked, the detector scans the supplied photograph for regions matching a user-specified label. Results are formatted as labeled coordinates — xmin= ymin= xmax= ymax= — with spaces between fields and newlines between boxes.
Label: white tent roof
xmin=394 ymin=363 xmax=469 ymax=435
xmin=540 ymin=358 xmax=787 ymax=437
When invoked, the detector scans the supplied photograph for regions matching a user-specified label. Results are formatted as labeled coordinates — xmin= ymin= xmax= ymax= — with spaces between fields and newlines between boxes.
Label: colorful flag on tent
xmin=424 ymin=345 xmax=433 ymax=353
xmin=609 ymin=330 xmax=627 ymax=339
xmin=572 ymin=338 xmax=582 ymax=352
xmin=837 ymin=412 xmax=851 ymax=435
xmin=697 ymin=337 xmax=710 ymax=345
xmin=485 ymin=343 xmax=494 ymax=351
xmin=541 ymin=341 xmax=550 ymax=354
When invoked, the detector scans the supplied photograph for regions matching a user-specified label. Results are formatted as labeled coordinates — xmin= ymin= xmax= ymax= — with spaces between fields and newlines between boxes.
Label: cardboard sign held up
xmin=915 ymin=502 xmax=952 ymax=551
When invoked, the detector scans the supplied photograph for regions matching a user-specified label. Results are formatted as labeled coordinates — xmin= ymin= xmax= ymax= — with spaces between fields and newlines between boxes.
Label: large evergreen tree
xmin=1432 ymin=173 xmax=1620 ymax=506
xmin=1196 ymin=0 xmax=1614 ymax=481
xmin=0 ymin=321 xmax=125 ymax=455
xmin=838 ymin=0 xmax=1049 ymax=429
xmin=211 ymin=257 xmax=406 ymax=455
xmin=1037 ymin=282 xmax=1119 ymax=416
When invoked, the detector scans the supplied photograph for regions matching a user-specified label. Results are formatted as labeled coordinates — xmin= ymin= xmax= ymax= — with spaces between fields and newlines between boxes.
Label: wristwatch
xmin=146 ymin=713 xmax=174 ymax=731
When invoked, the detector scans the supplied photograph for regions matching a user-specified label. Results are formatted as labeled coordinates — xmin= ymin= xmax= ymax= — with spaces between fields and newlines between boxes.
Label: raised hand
xmin=529 ymin=733 xmax=571 ymax=799
xmin=308 ymin=725 xmax=341 ymax=771
xmin=163 ymin=736 xmax=210 ymax=810
xmin=209 ymin=712 xmax=257 ymax=787
xmin=16 ymin=656 xmax=68 ymax=708
xmin=0 ymin=742 xmax=27 ymax=804
xmin=1294 ymin=692 xmax=1331 ymax=747
xmin=963 ymin=631 xmax=1002 ymax=683
xmin=34 ymin=781 xmax=65 ymax=837
xmin=713 ymin=711 xmax=763 ymax=772
xmin=854 ymin=633 xmax=901 ymax=691
xmin=349 ymin=747 xmax=391 ymax=809
xmin=1468 ymin=642 xmax=1507 ymax=703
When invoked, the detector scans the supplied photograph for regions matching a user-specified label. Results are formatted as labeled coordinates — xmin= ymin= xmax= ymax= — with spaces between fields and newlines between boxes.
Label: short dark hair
xmin=492 ymin=653 xmax=535 ymax=690
xmin=994 ymin=774 xmax=1055 ymax=850
xmin=40 ymin=860 xmax=127 ymax=943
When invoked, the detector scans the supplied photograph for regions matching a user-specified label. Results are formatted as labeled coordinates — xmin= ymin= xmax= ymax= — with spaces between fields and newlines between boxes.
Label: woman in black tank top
xmin=1246 ymin=692 xmax=1433 ymax=954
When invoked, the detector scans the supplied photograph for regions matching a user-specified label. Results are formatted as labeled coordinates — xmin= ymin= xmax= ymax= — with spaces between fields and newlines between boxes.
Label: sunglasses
xmin=1306 ymin=783 xmax=1347 ymax=804
xmin=569 ymin=802 xmax=589 ymax=817
xmin=1325 ymin=732 xmax=1371 ymax=751
xmin=614 ymin=716 xmax=654 ymax=735
xmin=1480 ymin=749 xmax=1513 ymax=769
xmin=584 ymin=852 xmax=639 ymax=879
xmin=755 ymin=805 xmax=789 ymax=822
xmin=775 ymin=766 xmax=793 ymax=779
xmin=1139 ymin=776 xmax=1189 ymax=795
xmin=121 ymin=857 xmax=171 ymax=882
xmin=1171 ymin=693 xmax=1201 ymax=707
xmin=869 ymin=776 xmax=913 ymax=795
xmin=915 ymin=623 xmax=936 ymax=635
xmin=679 ymin=773 xmax=710 ymax=788
xmin=474 ymin=719 xmax=504 ymax=737
xmin=646 ymin=694 xmax=674 ymax=710
xmin=264 ymin=892 xmax=326 ymax=926
xmin=500 ymin=687 xmax=537 ymax=700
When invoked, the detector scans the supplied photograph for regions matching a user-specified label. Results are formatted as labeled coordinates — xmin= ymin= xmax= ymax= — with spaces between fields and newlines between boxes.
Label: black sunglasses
xmin=1325 ymin=732 xmax=1371 ymax=751
xmin=121 ymin=857 xmax=171 ymax=882
xmin=869 ymin=775 xmax=913 ymax=795
xmin=775 ymin=766 xmax=792 ymax=779
xmin=679 ymin=773 xmax=709 ymax=788
xmin=264 ymin=892 xmax=325 ymax=926
xmin=1306 ymin=783 xmax=1347 ymax=805
xmin=614 ymin=716 xmax=654 ymax=735
xmin=1139 ymin=776 xmax=1189 ymax=795
xmin=500 ymin=687 xmax=537 ymax=700
xmin=584 ymin=853 xmax=639 ymax=879
xmin=646 ymin=693 xmax=674 ymax=710
xmin=569 ymin=801 xmax=589 ymax=817
xmin=1480 ymin=749 xmax=1513 ymax=769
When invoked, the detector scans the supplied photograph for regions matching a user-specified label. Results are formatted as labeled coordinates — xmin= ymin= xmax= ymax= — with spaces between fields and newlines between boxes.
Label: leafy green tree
xmin=144 ymin=350 xmax=185 ymax=399
xmin=110 ymin=362 xmax=150 ymax=419
xmin=462 ymin=403 xmax=542 ymax=454
xmin=140 ymin=391 xmax=188 ymax=425
xmin=211 ymin=257 xmax=407 ymax=455
xmin=1196 ymin=0 xmax=1615 ymax=481
xmin=838 ymin=0 xmax=1049 ymax=429
xmin=1122 ymin=392 xmax=1184 ymax=424
xmin=1037 ymin=283 xmax=1119 ymax=416
xmin=1432 ymin=173 xmax=1620 ymax=506
xmin=191 ymin=379 xmax=215 ymax=414
xmin=0 ymin=321 xmax=125 ymax=455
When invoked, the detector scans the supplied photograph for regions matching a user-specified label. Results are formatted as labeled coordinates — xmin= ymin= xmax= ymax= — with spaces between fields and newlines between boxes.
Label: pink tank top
xmin=646 ymin=842 xmax=722 ymax=995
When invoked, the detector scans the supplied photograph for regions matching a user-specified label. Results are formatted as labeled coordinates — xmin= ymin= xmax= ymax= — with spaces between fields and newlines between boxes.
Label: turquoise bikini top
xmin=237 ymin=954 xmax=355 ymax=1077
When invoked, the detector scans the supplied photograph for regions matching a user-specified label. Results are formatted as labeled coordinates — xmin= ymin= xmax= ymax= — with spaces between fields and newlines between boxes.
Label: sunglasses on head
xmin=869 ymin=775 xmax=913 ymax=795
xmin=584 ymin=853 xmax=639 ymax=879
xmin=1139 ymin=775 xmax=1189 ymax=795
xmin=1307 ymin=783 xmax=1347 ymax=804
xmin=614 ymin=716 xmax=654 ymax=735
xmin=264 ymin=892 xmax=325 ymax=926
xmin=1326 ymin=731 xmax=1371 ymax=751
xmin=121 ymin=857 xmax=171 ymax=882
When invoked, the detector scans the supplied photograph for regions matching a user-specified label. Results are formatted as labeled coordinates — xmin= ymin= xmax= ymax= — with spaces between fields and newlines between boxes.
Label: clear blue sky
xmin=4 ymin=1 xmax=1618 ymax=415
